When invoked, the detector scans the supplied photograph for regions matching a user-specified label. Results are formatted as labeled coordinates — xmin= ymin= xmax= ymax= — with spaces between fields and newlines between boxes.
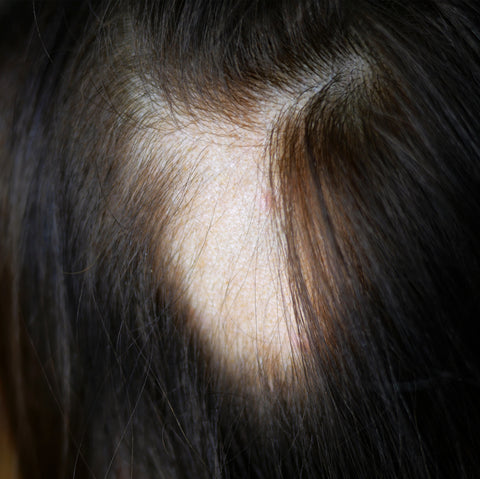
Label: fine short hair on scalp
xmin=1 ymin=1 xmax=480 ymax=478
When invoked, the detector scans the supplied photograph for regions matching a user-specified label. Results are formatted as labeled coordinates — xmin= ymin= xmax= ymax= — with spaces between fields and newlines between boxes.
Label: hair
xmin=1 ymin=1 xmax=480 ymax=478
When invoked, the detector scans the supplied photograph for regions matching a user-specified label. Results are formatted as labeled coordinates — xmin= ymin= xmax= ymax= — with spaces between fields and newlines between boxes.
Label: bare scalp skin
xmin=145 ymin=108 xmax=303 ymax=385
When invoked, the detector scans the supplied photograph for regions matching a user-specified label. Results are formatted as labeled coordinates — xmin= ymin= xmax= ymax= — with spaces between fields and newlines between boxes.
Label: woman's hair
xmin=1 ymin=1 xmax=480 ymax=478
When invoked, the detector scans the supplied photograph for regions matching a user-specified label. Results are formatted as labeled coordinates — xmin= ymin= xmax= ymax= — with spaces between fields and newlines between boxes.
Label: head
xmin=1 ymin=1 xmax=480 ymax=477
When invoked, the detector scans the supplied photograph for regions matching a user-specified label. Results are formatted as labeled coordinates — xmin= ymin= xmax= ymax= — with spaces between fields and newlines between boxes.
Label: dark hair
xmin=1 ymin=1 xmax=480 ymax=477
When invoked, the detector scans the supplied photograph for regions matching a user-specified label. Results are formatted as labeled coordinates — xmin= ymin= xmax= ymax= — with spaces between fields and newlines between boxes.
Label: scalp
xmin=1 ymin=1 xmax=480 ymax=478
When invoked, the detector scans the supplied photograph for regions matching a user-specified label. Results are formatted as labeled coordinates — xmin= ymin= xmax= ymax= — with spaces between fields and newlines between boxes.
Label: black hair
xmin=1 ymin=1 xmax=480 ymax=478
